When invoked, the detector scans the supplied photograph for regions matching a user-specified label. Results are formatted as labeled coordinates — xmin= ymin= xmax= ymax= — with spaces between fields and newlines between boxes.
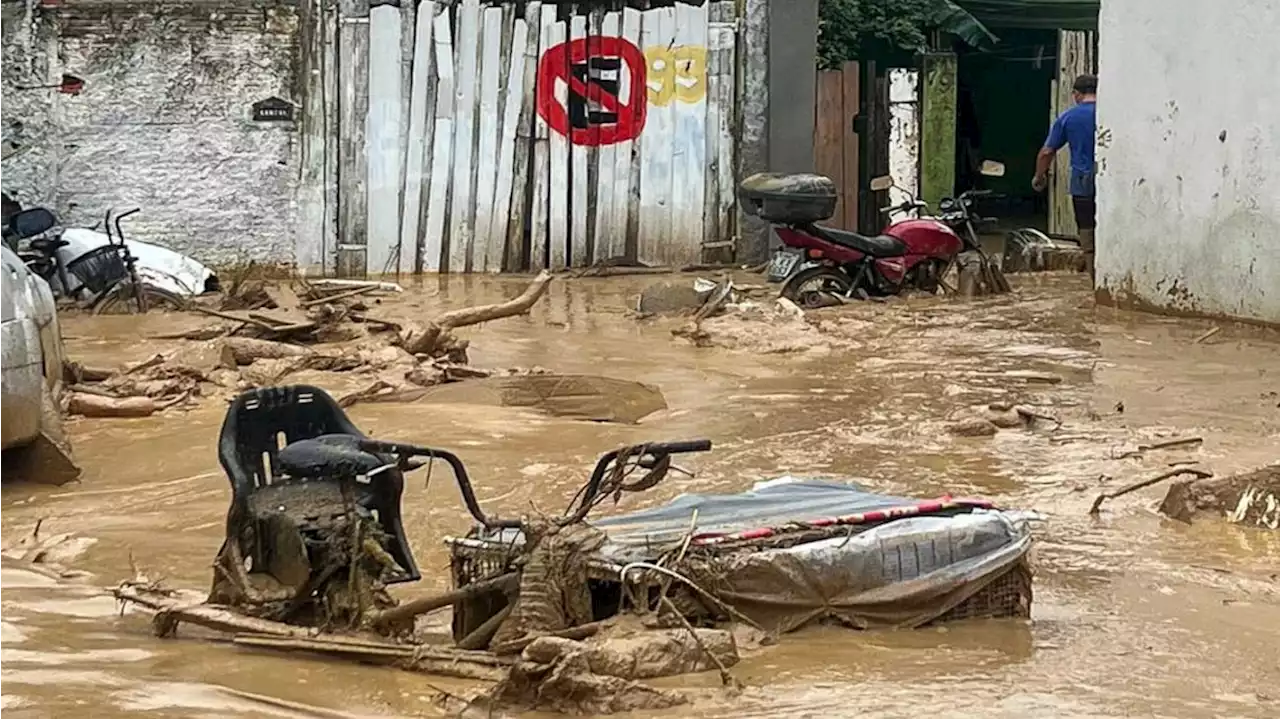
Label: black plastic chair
xmin=216 ymin=384 xmax=420 ymax=584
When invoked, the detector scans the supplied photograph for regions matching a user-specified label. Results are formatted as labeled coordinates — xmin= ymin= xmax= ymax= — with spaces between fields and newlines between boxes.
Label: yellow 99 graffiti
xmin=644 ymin=45 xmax=707 ymax=107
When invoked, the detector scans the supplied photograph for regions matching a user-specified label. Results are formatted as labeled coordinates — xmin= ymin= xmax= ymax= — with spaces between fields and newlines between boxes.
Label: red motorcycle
xmin=740 ymin=163 xmax=1006 ymax=306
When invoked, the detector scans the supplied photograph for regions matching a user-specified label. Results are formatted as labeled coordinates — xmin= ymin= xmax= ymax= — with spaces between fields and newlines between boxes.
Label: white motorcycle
xmin=4 ymin=202 xmax=218 ymax=314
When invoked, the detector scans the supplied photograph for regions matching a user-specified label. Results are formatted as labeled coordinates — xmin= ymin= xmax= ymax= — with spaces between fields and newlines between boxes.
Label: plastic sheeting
xmin=593 ymin=478 xmax=1033 ymax=631
xmin=464 ymin=478 xmax=1033 ymax=632
xmin=592 ymin=477 xmax=993 ymax=561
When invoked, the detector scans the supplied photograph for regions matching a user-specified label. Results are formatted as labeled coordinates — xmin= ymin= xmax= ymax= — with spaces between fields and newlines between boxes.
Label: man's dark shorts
xmin=1072 ymin=195 xmax=1096 ymax=230
xmin=1069 ymin=168 xmax=1097 ymax=231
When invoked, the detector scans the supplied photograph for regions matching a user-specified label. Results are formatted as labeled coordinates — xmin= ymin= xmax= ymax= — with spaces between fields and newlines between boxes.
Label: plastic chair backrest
xmin=216 ymin=384 xmax=421 ymax=583
xmin=218 ymin=385 xmax=362 ymax=500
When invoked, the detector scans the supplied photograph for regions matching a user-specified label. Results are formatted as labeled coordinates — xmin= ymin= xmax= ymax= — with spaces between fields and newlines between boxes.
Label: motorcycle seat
xmin=813 ymin=225 xmax=907 ymax=258
xmin=276 ymin=434 xmax=387 ymax=479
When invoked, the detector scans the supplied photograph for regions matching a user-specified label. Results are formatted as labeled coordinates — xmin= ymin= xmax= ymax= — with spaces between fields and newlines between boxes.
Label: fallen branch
xmin=1192 ymin=326 xmax=1221 ymax=344
xmin=1015 ymin=405 xmax=1062 ymax=428
xmin=456 ymin=603 xmax=514 ymax=651
xmin=220 ymin=337 xmax=314 ymax=366
xmin=301 ymin=285 xmax=377 ymax=307
xmin=1089 ymin=467 xmax=1214 ymax=515
xmin=1138 ymin=437 xmax=1203 ymax=452
xmin=213 ymin=686 xmax=383 ymax=719
xmin=189 ymin=305 xmax=278 ymax=332
xmin=150 ymin=325 xmax=232 ymax=341
xmin=66 ymin=393 xmax=157 ymax=418
xmin=62 ymin=360 xmax=114 ymax=383
xmin=232 ymin=634 xmax=511 ymax=681
xmin=436 ymin=270 xmax=553 ymax=330
xmin=660 ymin=595 xmax=740 ymax=689
xmin=309 ymin=279 xmax=403 ymax=292
xmin=370 ymin=572 xmax=518 ymax=628
xmin=399 ymin=271 xmax=553 ymax=356
xmin=122 ymin=354 xmax=166 ymax=376
xmin=114 ymin=583 xmax=319 ymax=638
xmin=489 ymin=620 xmax=609 ymax=656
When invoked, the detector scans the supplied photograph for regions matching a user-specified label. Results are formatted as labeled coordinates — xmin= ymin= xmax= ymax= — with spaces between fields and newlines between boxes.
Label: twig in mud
xmin=68 ymin=383 xmax=118 ymax=398
xmin=1113 ymin=436 xmax=1204 ymax=460
xmin=1049 ymin=433 xmax=1092 ymax=444
xmin=659 ymin=595 xmax=741 ymax=690
xmin=1088 ymin=467 xmax=1214 ymax=515
xmin=187 ymin=305 xmax=276 ymax=332
xmin=122 ymin=354 xmax=166 ymax=375
xmin=1015 ymin=405 xmax=1062 ymax=429
xmin=214 ymin=686 xmax=390 ymax=719
xmin=619 ymin=562 xmax=763 ymax=631
xmin=1139 ymin=437 xmax=1203 ymax=452
xmin=149 ymin=326 xmax=232 ymax=341
xmin=301 ymin=284 xmax=377 ymax=307
xmin=1192 ymin=326 xmax=1221 ymax=344
xmin=489 ymin=620 xmax=609 ymax=656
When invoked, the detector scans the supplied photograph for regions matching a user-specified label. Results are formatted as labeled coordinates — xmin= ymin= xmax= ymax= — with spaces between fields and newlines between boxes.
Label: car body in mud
xmin=2 ymin=243 xmax=65 ymax=450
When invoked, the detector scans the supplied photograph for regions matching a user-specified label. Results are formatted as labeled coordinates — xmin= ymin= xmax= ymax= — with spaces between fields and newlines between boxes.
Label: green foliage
xmin=817 ymin=0 xmax=937 ymax=69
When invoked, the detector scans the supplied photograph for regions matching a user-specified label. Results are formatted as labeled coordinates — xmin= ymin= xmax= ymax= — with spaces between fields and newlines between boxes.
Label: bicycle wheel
xmin=92 ymin=282 xmax=189 ymax=315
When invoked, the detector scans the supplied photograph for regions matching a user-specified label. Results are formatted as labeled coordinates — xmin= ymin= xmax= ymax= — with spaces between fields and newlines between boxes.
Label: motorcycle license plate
xmin=767 ymin=250 xmax=801 ymax=282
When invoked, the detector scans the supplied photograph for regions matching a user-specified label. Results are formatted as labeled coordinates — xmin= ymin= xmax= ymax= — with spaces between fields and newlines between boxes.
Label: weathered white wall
xmin=2 ymin=1 xmax=303 ymax=269
xmin=1096 ymin=0 xmax=1280 ymax=323
xmin=2 ymin=2 xmax=60 ymax=205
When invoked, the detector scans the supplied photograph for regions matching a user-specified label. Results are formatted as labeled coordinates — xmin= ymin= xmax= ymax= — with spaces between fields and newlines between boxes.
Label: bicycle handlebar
xmin=357 ymin=439 xmax=522 ymax=529
xmin=568 ymin=439 xmax=713 ymax=523
xmin=358 ymin=438 xmax=713 ymax=529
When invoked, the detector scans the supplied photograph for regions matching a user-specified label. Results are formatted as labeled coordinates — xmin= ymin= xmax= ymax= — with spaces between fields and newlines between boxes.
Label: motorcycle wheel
xmin=780 ymin=266 xmax=855 ymax=309
xmin=92 ymin=282 xmax=189 ymax=315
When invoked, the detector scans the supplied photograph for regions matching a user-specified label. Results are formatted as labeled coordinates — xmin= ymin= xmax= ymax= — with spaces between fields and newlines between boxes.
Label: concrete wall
xmin=737 ymin=0 xmax=819 ymax=263
xmin=2 ymin=2 xmax=60 ymax=205
xmin=2 ymin=1 xmax=303 ymax=268
xmin=3 ymin=0 xmax=814 ymax=272
xmin=1096 ymin=0 xmax=1280 ymax=324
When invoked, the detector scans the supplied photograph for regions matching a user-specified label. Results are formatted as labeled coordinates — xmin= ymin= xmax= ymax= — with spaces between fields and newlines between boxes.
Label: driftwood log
xmin=399 ymin=271 xmax=553 ymax=357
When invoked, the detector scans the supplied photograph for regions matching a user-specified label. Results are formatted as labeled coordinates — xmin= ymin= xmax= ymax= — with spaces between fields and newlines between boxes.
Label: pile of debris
xmin=59 ymin=272 xmax=556 ymax=418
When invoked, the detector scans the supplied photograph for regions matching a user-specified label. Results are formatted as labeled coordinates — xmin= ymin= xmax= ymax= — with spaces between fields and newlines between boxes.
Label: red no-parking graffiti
xmin=536 ymin=37 xmax=647 ymax=146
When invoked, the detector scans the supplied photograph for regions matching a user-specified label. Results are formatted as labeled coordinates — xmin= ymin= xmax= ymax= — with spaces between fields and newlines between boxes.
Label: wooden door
xmin=813 ymin=61 xmax=860 ymax=230
xmin=1049 ymin=30 xmax=1097 ymax=237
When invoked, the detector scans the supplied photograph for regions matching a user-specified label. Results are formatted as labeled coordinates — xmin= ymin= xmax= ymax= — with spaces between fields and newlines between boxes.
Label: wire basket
xmin=66 ymin=245 xmax=128 ymax=294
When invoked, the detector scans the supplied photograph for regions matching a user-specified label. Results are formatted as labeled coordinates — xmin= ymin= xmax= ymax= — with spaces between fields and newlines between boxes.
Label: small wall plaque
xmin=252 ymin=96 xmax=294 ymax=122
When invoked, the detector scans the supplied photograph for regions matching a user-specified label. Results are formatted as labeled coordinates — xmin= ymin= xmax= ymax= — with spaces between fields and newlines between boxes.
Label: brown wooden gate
xmin=814 ymin=61 xmax=860 ymax=231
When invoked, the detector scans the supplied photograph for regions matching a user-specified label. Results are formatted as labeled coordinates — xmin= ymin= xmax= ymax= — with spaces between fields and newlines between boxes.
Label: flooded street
xmin=3 ymin=273 xmax=1278 ymax=718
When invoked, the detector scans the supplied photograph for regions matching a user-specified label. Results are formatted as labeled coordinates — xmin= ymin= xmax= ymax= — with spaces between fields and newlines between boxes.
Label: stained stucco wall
xmin=2 ymin=1 xmax=303 ymax=267
xmin=3 ymin=2 xmax=60 ymax=205
xmin=1096 ymin=0 xmax=1280 ymax=324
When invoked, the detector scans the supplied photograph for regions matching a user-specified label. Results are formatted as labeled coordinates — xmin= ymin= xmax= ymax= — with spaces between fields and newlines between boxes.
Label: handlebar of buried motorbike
xmin=566 ymin=439 xmax=713 ymax=524
xmin=358 ymin=439 xmax=521 ymax=529
xmin=357 ymin=438 xmax=712 ymax=529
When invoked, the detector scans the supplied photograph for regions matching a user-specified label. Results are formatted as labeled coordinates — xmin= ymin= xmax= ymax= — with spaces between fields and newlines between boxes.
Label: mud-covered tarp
xmin=593 ymin=478 xmax=1033 ymax=631
xmin=470 ymin=479 xmax=1032 ymax=632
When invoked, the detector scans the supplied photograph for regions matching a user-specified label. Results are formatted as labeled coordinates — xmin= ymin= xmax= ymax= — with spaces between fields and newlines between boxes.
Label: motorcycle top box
xmin=739 ymin=173 xmax=838 ymax=224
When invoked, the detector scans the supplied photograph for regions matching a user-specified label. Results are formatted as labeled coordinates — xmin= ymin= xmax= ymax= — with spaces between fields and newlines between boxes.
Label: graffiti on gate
xmin=644 ymin=45 xmax=706 ymax=107
xmin=536 ymin=37 xmax=708 ymax=146
xmin=537 ymin=37 xmax=647 ymax=146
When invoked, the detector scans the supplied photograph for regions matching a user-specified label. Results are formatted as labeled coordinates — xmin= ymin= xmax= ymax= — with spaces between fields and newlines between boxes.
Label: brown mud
xmin=3 ymin=272 xmax=1279 ymax=718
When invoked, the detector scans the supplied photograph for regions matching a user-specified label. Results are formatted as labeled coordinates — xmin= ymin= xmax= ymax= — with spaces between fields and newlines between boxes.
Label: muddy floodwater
xmin=3 ymin=273 xmax=1279 ymax=718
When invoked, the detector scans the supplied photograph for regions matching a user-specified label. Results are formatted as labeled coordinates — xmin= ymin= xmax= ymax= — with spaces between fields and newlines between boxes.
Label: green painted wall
xmin=920 ymin=52 xmax=959 ymax=208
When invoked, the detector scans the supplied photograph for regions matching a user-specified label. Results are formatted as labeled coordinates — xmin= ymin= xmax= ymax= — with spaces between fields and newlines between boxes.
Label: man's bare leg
xmin=1078 ymin=228 xmax=1096 ymax=284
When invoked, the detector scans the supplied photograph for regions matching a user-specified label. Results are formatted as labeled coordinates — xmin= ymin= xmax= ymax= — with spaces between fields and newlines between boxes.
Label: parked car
xmin=2 ymin=243 xmax=77 ymax=481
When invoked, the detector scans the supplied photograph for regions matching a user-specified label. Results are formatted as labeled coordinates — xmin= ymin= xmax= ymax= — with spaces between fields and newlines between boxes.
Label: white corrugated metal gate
xmin=332 ymin=0 xmax=741 ymax=276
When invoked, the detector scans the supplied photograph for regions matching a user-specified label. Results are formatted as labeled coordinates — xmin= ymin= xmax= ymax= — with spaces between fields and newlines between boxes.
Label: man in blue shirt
xmin=1033 ymin=73 xmax=1097 ymax=280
